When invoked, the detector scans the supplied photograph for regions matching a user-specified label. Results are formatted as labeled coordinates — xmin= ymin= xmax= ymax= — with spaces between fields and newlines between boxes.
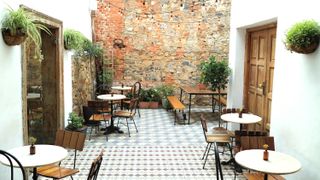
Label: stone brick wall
xmin=72 ymin=56 xmax=96 ymax=114
xmin=93 ymin=0 xmax=231 ymax=105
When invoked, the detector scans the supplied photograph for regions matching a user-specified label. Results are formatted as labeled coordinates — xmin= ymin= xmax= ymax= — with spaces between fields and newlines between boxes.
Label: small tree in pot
xmin=200 ymin=56 xmax=231 ymax=125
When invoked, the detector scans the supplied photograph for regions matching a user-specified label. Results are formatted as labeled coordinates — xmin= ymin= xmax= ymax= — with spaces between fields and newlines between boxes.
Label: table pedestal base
xmin=221 ymin=158 xmax=243 ymax=173
xmin=103 ymin=126 xmax=124 ymax=134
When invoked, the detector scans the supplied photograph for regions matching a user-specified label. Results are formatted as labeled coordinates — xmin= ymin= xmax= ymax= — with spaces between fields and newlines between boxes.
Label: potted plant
xmin=1 ymin=7 xmax=51 ymax=58
xmin=139 ymin=88 xmax=150 ymax=109
xmin=29 ymin=136 xmax=37 ymax=155
xmin=147 ymin=88 xmax=161 ymax=109
xmin=200 ymin=56 xmax=231 ymax=125
xmin=156 ymin=85 xmax=175 ymax=109
xmin=284 ymin=20 xmax=320 ymax=54
xmin=65 ymin=112 xmax=87 ymax=133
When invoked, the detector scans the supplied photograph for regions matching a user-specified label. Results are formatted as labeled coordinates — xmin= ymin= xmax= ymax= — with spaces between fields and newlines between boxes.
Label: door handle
xmin=258 ymin=82 xmax=266 ymax=95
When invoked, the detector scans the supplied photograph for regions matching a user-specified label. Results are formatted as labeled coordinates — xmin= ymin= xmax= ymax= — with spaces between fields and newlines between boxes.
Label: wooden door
xmin=244 ymin=25 xmax=276 ymax=132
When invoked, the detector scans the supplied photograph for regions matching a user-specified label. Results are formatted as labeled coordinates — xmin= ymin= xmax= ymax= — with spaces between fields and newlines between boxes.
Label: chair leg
xmin=214 ymin=142 xmax=224 ymax=180
xmin=131 ymin=117 xmax=138 ymax=132
xmin=137 ymin=107 xmax=141 ymax=118
xmin=89 ymin=126 xmax=94 ymax=140
xmin=202 ymin=143 xmax=210 ymax=160
xmin=125 ymin=118 xmax=130 ymax=137
xmin=203 ymin=143 xmax=212 ymax=169
xmin=117 ymin=117 xmax=120 ymax=127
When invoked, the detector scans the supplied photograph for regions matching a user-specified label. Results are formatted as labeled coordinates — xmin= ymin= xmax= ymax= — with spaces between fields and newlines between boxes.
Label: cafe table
xmin=221 ymin=112 xmax=262 ymax=131
xmin=179 ymin=86 xmax=226 ymax=124
xmin=111 ymin=85 xmax=132 ymax=94
xmin=235 ymin=149 xmax=301 ymax=180
xmin=220 ymin=112 xmax=262 ymax=167
xmin=111 ymin=86 xmax=132 ymax=109
xmin=97 ymin=94 xmax=126 ymax=134
xmin=0 ymin=144 xmax=68 ymax=180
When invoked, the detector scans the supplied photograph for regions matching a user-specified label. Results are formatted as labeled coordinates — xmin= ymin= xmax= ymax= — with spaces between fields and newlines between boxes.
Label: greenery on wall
xmin=1 ymin=7 xmax=51 ymax=58
xmin=64 ymin=29 xmax=103 ymax=57
xmin=284 ymin=20 xmax=320 ymax=54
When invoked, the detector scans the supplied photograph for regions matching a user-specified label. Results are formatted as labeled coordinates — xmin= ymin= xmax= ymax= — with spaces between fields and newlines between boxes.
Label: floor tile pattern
xmin=40 ymin=107 xmax=245 ymax=180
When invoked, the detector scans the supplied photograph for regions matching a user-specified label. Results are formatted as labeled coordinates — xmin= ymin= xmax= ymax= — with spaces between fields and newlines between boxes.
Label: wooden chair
xmin=88 ymin=100 xmax=111 ymax=114
xmin=87 ymin=150 xmax=104 ymax=180
xmin=114 ymin=98 xmax=139 ymax=137
xmin=0 ymin=150 xmax=26 ymax=180
xmin=200 ymin=115 xmax=233 ymax=180
xmin=37 ymin=129 xmax=86 ymax=179
xmin=83 ymin=106 xmax=111 ymax=140
xmin=123 ymin=81 xmax=141 ymax=117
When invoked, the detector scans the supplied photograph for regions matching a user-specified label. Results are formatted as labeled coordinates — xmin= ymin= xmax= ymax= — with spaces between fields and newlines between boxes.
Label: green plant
xmin=199 ymin=56 xmax=231 ymax=91
xmin=141 ymin=88 xmax=161 ymax=102
xmin=83 ymin=39 xmax=104 ymax=58
xmin=28 ymin=136 xmax=37 ymax=145
xmin=285 ymin=20 xmax=320 ymax=53
xmin=1 ymin=7 xmax=51 ymax=58
xmin=64 ymin=29 xmax=86 ymax=51
xmin=98 ymin=69 xmax=113 ymax=86
xmin=66 ymin=112 xmax=84 ymax=130
xmin=156 ymin=85 xmax=175 ymax=99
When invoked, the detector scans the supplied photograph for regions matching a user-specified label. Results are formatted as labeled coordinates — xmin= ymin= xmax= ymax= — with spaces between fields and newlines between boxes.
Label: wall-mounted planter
xmin=284 ymin=20 xmax=320 ymax=54
xmin=1 ymin=29 xmax=27 ymax=45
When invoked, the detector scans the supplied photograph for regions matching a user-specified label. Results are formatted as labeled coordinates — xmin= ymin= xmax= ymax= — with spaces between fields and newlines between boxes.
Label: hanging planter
xmin=284 ymin=20 xmax=320 ymax=54
xmin=1 ymin=7 xmax=51 ymax=57
xmin=1 ymin=28 xmax=27 ymax=45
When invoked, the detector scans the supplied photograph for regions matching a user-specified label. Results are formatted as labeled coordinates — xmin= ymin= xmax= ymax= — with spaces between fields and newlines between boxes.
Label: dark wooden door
xmin=245 ymin=25 xmax=276 ymax=131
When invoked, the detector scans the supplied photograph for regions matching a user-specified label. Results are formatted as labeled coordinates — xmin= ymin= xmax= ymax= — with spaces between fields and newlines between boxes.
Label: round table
xmin=111 ymin=86 xmax=132 ymax=92
xmin=235 ymin=149 xmax=301 ymax=180
xmin=97 ymin=94 xmax=126 ymax=134
xmin=0 ymin=145 xmax=68 ymax=180
xmin=221 ymin=113 xmax=262 ymax=124
xmin=27 ymin=93 xmax=41 ymax=99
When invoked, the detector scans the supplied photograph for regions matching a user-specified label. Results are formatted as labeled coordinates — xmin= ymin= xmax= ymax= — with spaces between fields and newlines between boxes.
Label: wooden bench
xmin=167 ymin=96 xmax=186 ymax=125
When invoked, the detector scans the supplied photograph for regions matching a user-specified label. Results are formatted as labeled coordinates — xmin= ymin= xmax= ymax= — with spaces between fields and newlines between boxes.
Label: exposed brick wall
xmin=93 ymin=0 xmax=231 ymax=104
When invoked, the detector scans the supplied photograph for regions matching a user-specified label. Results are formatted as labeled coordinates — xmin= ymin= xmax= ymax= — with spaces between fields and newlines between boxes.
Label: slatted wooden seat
xmin=37 ymin=129 xmax=86 ymax=179
xmin=167 ymin=96 xmax=186 ymax=125
xmin=244 ymin=172 xmax=285 ymax=180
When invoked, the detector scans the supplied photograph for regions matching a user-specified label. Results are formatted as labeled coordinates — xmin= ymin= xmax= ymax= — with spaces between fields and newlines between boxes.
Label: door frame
xmin=21 ymin=5 xmax=64 ymax=144
xmin=243 ymin=23 xmax=277 ymax=131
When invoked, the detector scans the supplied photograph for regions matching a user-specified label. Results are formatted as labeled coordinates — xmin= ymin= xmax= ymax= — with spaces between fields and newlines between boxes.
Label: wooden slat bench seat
xmin=167 ymin=96 xmax=186 ymax=125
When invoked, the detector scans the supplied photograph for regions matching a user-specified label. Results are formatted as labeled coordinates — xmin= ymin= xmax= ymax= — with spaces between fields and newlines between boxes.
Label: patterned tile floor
xmin=40 ymin=107 xmax=245 ymax=180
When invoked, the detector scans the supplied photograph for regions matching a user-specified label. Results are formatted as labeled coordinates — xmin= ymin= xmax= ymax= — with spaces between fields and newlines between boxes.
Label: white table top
xmin=97 ymin=94 xmax=126 ymax=101
xmin=111 ymin=86 xmax=132 ymax=91
xmin=27 ymin=93 xmax=41 ymax=99
xmin=221 ymin=113 xmax=262 ymax=124
xmin=235 ymin=149 xmax=301 ymax=175
xmin=0 ymin=145 xmax=68 ymax=168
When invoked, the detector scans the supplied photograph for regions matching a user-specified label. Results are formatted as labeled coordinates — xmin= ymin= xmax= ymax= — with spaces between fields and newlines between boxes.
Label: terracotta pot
xmin=149 ymin=102 xmax=159 ymax=109
xmin=197 ymin=83 xmax=207 ymax=90
xmin=139 ymin=101 xmax=150 ymax=109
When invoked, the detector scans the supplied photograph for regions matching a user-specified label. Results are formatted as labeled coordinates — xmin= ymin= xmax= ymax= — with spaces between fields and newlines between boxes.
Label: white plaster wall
xmin=0 ymin=0 xmax=94 ymax=178
xmin=229 ymin=0 xmax=320 ymax=179
xmin=0 ymin=2 xmax=23 ymax=179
